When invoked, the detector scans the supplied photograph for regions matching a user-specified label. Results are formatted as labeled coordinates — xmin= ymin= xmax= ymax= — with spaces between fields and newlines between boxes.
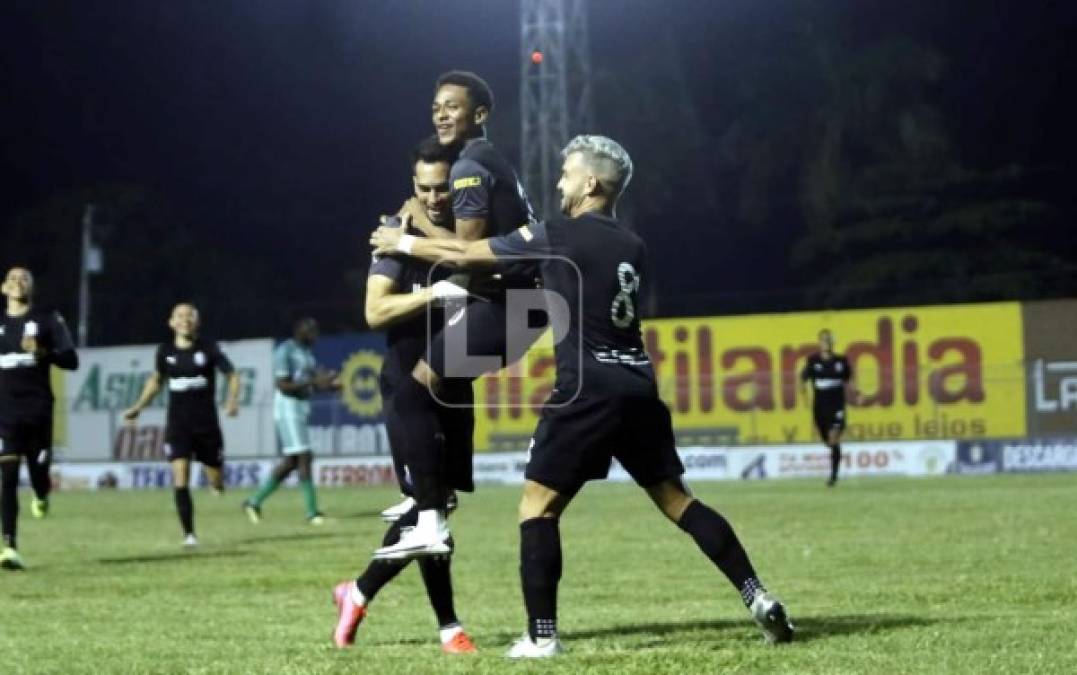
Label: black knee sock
xmin=419 ymin=556 xmax=458 ymax=628
xmin=355 ymin=508 xmax=418 ymax=600
xmin=520 ymin=518 xmax=561 ymax=641
xmin=394 ymin=378 xmax=447 ymax=511
xmin=26 ymin=449 xmax=51 ymax=501
xmin=677 ymin=500 xmax=763 ymax=606
xmin=174 ymin=487 xmax=194 ymax=536
xmin=830 ymin=444 xmax=841 ymax=481
xmin=1 ymin=461 xmax=19 ymax=549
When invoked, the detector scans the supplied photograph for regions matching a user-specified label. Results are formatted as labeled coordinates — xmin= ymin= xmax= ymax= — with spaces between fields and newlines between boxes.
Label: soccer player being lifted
xmin=124 ymin=303 xmax=240 ymax=547
xmin=0 ymin=267 xmax=79 ymax=570
xmin=372 ymin=135 xmax=795 ymax=656
xmin=243 ymin=317 xmax=339 ymax=525
xmin=331 ymin=136 xmax=476 ymax=653
xmin=800 ymin=329 xmax=857 ymax=487
xmin=373 ymin=70 xmax=540 ymax=560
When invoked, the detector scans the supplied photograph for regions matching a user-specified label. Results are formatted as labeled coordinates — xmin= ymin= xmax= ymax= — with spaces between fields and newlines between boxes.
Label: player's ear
xmin=473 ymin=105 xmax=489 ymax=126
xmin=585 ymin=174 xmax=600 ymax=197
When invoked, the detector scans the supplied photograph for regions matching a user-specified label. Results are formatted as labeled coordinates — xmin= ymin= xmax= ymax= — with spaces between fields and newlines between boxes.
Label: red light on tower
xmin=531 ymin=50 xmax=544 ymax=65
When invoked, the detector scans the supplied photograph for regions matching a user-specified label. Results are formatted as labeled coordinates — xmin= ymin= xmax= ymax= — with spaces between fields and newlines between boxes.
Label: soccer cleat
xmin=308 ymin=512 xmax=326 ymax=526
xmin=750 ymin=592 xmax=795 ymax=644
xmin=0 ymin=547 xmax=25 ymax=571
xmin=331 ymin=581 xmax=367 ymax=648
xmin=441 ymin=630 xmax=478 ymax=654
xmin=505 ymin=633 xmax=563 ymax=658
xmin=380 ymin=496 xmax=416 ymax=522
xmin=373 ymin=525 xmax=452 ymax=561
xmin=243 ymin=500 xmax=262 ymax=524
xmin=31 ymin=497 xmax=49 ymax=518
xmin=182 ymin=534 xmax=199 ymax=548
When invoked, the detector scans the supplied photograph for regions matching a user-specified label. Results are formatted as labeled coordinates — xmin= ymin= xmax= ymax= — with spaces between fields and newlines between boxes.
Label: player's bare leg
xmin=0 ymin=456 xmax=25 ymax=569
xmin=170 ymin=458 xmax=197 ymax=547
xmin=646 ymin=478 xmax=794 ymax=643
xmin=826 ymin=428 xmax=842 ymax=486
xmin=507 ymin=480 xmax=572 ymax=658
xmin=204 ymin=465 xmax=224 ymax=497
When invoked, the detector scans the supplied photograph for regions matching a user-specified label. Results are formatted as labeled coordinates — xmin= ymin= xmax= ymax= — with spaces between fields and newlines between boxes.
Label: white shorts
xmin=274 ymin=395 xmax=312 ymax=455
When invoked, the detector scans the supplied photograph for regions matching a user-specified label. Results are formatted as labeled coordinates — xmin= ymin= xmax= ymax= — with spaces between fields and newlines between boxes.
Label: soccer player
xmin=123 ymin=303 xmax=240 ymax=547
xmin=371 ymin=135 xmax=795 ymax=656
xmin=330 ymin=136 xmax=476 ymax=654
xmin=0 ymin=266 xmax=79 ymax=570
xmin=373 ymin=70 xmax=539 ymax=559
xmin=800 ymin=329 xmax=856 ymax=487
xmin=243 ymin=318 xmax=339 ymax=525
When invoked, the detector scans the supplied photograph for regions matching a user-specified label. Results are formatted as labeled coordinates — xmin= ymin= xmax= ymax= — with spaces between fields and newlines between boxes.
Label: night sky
xmin=3 ymin=1 xmax=1075 ymax=343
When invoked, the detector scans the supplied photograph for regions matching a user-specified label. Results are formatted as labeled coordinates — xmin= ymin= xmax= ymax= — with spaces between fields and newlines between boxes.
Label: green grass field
xmin=2 ymin=474 xmax=1076 ymax=674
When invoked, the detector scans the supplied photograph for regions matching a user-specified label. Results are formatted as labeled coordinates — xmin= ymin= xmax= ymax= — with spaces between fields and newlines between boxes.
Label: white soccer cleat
xmin=505 ymin=634 xmax=564 ymax=658
xmin=182 ymin=534 xmax=199 ymax=548
xmin=372 ymin=525 xmax=452 ymax=560
xmin=380 ymin=496 xmax=416 ymax=522
xmin=750 ymin=592 xmax=794 ymax=644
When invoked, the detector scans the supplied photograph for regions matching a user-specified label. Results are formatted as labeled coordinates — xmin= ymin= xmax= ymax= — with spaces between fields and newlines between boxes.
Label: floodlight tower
xmin=520 ymin=0 xmax=593 ymax=220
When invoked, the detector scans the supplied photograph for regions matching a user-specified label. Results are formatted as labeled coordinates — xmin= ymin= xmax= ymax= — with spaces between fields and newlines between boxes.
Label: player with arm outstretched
xmin=800 ymin=329 xmax=857 ymax=486
xmin=373 ymin=135 xmax=795 ymax=657
xmin=331 ymin=136 xmax=476 ymax=654
xmin=0 ymin=267 xmax=79 ymax=570
xmin=123 ymin=303 xmax=240 ymax=547
xmin=243 ymin=317 xmax=340 ymax=525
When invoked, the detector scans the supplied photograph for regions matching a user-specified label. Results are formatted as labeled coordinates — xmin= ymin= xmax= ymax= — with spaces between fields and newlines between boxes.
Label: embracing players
xmin=0 ymin=266 xmax=79 ymax=570
xmin=371 ymin=70 xmax=540 ymax=560
xmin=331 ymin=136 xmax=477 ymax=653
xmin=371 ymin=135 xmax=795 ymax=656
xmin=800 ymin=329 xmax=857 ymax=486
xmin=124 ymin=303 xmax=240 ymax=546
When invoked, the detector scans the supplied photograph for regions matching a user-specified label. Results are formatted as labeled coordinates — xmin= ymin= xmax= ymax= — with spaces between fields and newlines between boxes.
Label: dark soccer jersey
xmin=368 ymin=218 xmax=450 ymax=393
xmin=800 ymin=353 xmax=852 ymax=409
xmin=155 ymin=338 xmax=234 ymax=432
xmin=451 ymin=137 xmax=538 ymax=289
xmin=488 ymin=213 xmax=651 ymax=395
xmin=0 ymin=309 xmax=77 ymax=420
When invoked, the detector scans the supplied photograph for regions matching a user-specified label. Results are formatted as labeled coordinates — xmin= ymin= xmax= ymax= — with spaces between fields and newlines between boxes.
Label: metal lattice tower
xmin=520 ymin=0 xmax=593 ymax=220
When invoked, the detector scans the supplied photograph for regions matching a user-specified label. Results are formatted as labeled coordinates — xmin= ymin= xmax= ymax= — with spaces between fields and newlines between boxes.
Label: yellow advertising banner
xmin=473 ymin=302 xmax=1027 ymax=451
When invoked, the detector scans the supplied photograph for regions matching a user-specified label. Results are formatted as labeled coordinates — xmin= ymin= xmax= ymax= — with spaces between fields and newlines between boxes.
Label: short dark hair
xmin=412 ymin=135 xmax=456 ymax=166
xmin=435 ymin=70 xmax=494 ymax=113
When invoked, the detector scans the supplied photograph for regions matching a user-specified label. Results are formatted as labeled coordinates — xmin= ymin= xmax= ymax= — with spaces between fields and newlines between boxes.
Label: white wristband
xmin=397 ymin=234 xmax=416 ymax=255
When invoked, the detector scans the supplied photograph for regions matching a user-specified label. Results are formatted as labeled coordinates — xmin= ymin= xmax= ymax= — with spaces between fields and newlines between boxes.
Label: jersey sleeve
xmin=488 ymin=222 xmax=552 ymax=259
xmin=45 ymin=311 xmax=79 ymax=369
xmin=840 ymin=356 xmax=852 ymax=381
xmin=450 ymin=157 xmax=493 ymax=221
xmin=799 ymin=357 xmax=813 ymax=382
xmin=369 ymin=216 xmax=405 ymax=282
xmin=273 ymin=343 xmax=292 ymax=380
xmin=210 ymin=341 xmax=235 ymax=375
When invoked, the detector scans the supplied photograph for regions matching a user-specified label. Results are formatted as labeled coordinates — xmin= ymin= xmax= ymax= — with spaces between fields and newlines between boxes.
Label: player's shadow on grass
xmin=336 ymin=509 xmax=389 ymax=519
xmin=556 ymin=613 xmax=946 ymax=644
xmin=236 ymin=531 xmax=349 ymax=546
xmin=96 ymin=550 xmax=253 ymax=565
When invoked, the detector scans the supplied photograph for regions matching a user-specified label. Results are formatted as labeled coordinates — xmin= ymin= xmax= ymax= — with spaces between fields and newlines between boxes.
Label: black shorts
xmin=164 ymin=427 xmax=224 ymax=468
xmin=813 ymin=405 xmax=847 ymax=440
xmin=525 ymin=391 xmax=685 ymax=495
xmin=427 ymin=298 xmax=539 ymax=380
xmin=384 ymin=383 xmax=475 ymax=494
xmin=0 ymin=416 xmax=52 ymax=462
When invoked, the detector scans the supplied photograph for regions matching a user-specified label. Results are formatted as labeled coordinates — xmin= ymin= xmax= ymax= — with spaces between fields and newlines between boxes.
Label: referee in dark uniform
xmin=800 ymin=329 xmax=856 ymax=487
xmin=372 ymin=135 xmax=795 ymax=656
xmin=0 ymin=267 xmax=79 ymax=570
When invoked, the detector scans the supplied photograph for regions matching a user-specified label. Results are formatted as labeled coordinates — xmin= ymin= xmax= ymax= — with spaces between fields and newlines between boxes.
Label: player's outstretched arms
xmin=370 ymin=215 xmax=495 ymax=267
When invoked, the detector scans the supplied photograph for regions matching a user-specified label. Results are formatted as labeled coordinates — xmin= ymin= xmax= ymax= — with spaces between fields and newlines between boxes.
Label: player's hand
xmin=225 ymin=400 xmax=240 ymax=417
xmin=430 ymin=280 xmax=469 ymax=305
xmin=313 ymin=368 xmax=338 ymax=391
xmin=371 ymin=217 xmax=407 ymax=255
xmin=21 ymin=336 xmax=39 ymax=354
xmin=122 ymin=406 xmax=141 ymax=422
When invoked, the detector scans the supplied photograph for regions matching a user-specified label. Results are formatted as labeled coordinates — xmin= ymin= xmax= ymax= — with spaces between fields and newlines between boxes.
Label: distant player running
xmin=331 ymin=136 xmax=476 ymax=654
xmin=243 ymin=318 xmax=339 ymax=525
xmin=124 ymin=303 xmax=240 ymax=547
xmin=0 ymin=267 xmax=79 ymax=570
xmin=372 ymin=135 xmax=795 ymax=656
xmin=800 ymin=329 xmax=856 ymax=487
